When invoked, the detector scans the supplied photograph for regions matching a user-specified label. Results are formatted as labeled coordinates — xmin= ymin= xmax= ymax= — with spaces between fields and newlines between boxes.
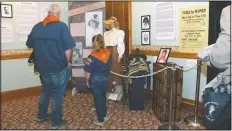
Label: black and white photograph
xmin=85 ymin=11 xmax=103 ymax=47
xmin=72 ymin=41 xmax=83 ymax=65
xmin=141 ymin=31 xmax=150 ymax=45
xmin=1 ymin=4 xmax=13 ymax=18
xmin=141 ymin=15 xmax=150 ymax=30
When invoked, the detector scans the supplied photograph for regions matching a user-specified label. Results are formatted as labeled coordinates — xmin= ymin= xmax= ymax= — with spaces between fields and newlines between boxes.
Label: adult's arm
xmin=65 ymin=49 xmax=72 ymax=64
xmin=26 ymin=26 xmax=36 ymax=48
xmin=61 ymin=23 xmax=75 ymax=63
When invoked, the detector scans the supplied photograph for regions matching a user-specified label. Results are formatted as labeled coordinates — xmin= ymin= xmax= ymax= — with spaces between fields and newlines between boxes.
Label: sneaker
xmin=93 ymin=120 xmax=105 ymax=126
xmin=104 ymin=116 xmax=110 ymax=122
xmin=91 ymin=107 xmax=96 ymax=111
xmin=51 ymin=120 xmax=67 ymax=129
xmin=37 ymin=113 xmax=52 ymax=123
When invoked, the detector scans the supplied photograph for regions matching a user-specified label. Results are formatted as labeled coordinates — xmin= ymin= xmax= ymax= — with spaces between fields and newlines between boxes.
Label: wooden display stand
xmin=71 ymin=64 xmax=90 ymax=93
xmin=152 ymin=63 xmax=183 ymax=122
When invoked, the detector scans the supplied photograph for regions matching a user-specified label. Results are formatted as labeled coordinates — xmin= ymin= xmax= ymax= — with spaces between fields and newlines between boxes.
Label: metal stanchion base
xmin=184 ymin=116 xmax=203 ymax=127
xmin=158 ymin=124 xmax=180 ymax=130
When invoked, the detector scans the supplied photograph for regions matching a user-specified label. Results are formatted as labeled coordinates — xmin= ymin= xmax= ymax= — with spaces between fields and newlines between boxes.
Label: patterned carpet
xmin=1 ymin=91 xmax=206 ymax=130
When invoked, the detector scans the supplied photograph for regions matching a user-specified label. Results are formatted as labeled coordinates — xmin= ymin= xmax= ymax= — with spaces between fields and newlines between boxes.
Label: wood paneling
xmin=1 ymin=81 xmax=73 ymax=102
xmin=128 ymin=2 xmax=132 ymax=54
xmin=1 ymin=86 xmax=42 ymax=102
xmin=181 ymin=98 xmax=204 ymax=116
xmin=1 ymin=49 xmax=33 ymax=60
xmin=105 ymin=2 xmax=130 ymax=92
xmin=105 ymin=1 xmax=130 ymax=59
xmin=131 ymin=49 xmax=199 ymax=59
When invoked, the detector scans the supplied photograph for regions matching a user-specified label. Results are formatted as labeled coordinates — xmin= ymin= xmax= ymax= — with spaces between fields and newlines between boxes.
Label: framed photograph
xmin=141 ymin=15 xmax=150 ymax=30
xmin=156 ymin=48 xmax=172 ymax=64
xmin=141 ymin=31 xmax=150 ymax=45
xmin=72 ymin=41 xmax=83 ymax=65
xmin=85 ymin=11 xmax=103 ymax=47
xmin=1 ymin=4 xmax=13 ymax=18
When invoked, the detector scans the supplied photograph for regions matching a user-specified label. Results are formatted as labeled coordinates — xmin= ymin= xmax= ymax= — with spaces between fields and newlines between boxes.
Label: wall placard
xmin=155 ymin=2 xmax=176 ymax=40
xmin=1 ymin=22 xmax=14 ymax=43
xmin=179 ymin=5 xmax=209 ymax=53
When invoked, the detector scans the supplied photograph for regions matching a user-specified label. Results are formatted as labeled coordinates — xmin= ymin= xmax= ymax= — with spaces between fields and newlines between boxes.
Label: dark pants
xmin=90 ymin=76 xmax=108 ymax=122
xmin=37 ymin=66 xmax=70 ymax=126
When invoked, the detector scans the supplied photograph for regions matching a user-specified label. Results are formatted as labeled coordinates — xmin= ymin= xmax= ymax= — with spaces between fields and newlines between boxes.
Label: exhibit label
xmin=179 ymin=6 xmax=209 ymax=53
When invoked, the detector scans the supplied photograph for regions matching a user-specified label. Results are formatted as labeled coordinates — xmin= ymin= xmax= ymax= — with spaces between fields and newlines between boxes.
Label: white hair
xmin=48 ymin=4 xmax=60 ymax=16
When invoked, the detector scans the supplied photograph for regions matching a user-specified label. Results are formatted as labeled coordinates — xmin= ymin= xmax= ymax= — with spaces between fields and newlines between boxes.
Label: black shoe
xmin=37 ymin=113 xmax=52 ymax=123
xmin=51 ymin=120 xmax=67 ymax=129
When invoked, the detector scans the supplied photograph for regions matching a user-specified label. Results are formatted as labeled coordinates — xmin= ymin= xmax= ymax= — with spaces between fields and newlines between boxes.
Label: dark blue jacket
xmin=26 ymin=21 xmax=75 ymax=74
xmin=84 ymin=49 xmax=112 ymax=79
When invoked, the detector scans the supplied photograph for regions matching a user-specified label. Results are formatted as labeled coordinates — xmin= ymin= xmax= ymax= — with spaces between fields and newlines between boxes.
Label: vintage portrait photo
xmin=141 ymin=15 xmax=150 ymax=30
xmin=156 ymin=48 xmax=171 ymax=64
xmin=141 ymin=31 xmax=150 ymax=45
xmin=85 ymin=11 xmax=103 ymax=47
xmin=1 ymin=4 xmax=13 ymax=18
xmin=72 ymin=41 xmax=83 ymax=65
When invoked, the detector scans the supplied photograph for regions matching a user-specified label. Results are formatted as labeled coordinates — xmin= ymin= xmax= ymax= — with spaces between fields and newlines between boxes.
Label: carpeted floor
xmin=1 ymin=91 xmax=206 ymax=130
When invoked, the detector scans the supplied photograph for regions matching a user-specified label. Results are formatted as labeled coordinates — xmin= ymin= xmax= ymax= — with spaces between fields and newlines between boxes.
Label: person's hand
xmin=117 ymin=57 xmax=121 ymax=63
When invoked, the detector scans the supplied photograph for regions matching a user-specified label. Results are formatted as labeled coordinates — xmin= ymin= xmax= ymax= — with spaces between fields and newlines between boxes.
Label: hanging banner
xmin=179 ymin=6 xmax=209 ymax=53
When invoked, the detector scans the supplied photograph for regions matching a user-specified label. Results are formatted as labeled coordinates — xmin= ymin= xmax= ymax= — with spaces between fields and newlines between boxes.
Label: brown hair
xmin=92 ymin=34 xmax=105 ymax=51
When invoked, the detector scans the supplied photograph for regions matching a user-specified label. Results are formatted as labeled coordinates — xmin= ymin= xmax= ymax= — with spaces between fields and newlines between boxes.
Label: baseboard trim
xmin=181 ymin=98 xmax=204 ymax=116
xmin=1 ymin=85 xmax=42 ymax=102
xmin=1 ymin=81 xmax=73 ymax=103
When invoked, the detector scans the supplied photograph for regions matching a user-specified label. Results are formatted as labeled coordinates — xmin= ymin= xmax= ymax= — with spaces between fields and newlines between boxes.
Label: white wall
xmin=132 ymin=2 xmax=209 ymax=46
xmin=1 ymin=59 xmax=41 ymax=92
xmin=132 ymin=2 xmax=209 ymax=101
xmin=1 ymin=2 xmax=69 ymax=92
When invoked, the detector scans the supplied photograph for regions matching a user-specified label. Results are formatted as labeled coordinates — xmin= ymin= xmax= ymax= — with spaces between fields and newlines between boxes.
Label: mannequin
xmin=103 ymin=16 xmax=125 ymax=92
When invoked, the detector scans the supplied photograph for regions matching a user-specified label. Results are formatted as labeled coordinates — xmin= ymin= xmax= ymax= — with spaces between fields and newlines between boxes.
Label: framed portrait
xmin=156 ymin=48 xmax=171 ymax=64
xmin=85 ymin=11 xmax=103 ymax=47
xmin=1 ymin=4 xmax=13 ymax=18
xmin=141 ymin=31 xmax=150 ymax=45
xmin=72 ymin=41 xmax=84 ymax=65
xmin=141 ymin=15 xmax=150 ymax=30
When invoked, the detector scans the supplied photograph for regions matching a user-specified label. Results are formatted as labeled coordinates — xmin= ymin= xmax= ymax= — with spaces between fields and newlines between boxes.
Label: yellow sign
xmin=179 ymin=6 xmax=209 ymax=53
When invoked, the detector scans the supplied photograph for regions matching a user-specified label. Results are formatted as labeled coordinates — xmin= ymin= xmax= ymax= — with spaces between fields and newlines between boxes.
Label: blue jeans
xmin=37 ymin=66 xmax=70 ymax=126
xmin=90 ymin=76 xmax=108 ymax=122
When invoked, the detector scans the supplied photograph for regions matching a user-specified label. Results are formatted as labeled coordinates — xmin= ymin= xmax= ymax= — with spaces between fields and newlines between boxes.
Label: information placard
xmin=179 ymin=6 xmax=209 ymax=53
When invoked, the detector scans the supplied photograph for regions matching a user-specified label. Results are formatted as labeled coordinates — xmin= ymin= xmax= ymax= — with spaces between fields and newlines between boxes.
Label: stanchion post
xmin=184 ymin=59 xmax=203 ymax=127
xmin=158 ymin=63 xmax=179 ymax=130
